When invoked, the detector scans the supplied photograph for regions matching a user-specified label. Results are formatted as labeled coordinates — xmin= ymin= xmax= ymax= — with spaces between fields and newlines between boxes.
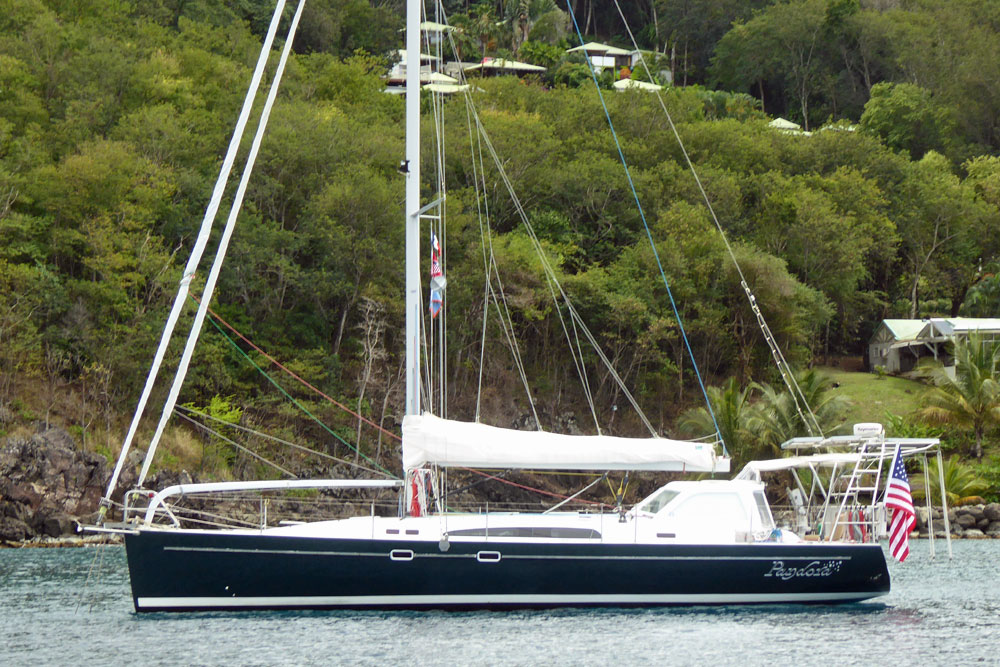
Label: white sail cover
xmin=402 ymin=414 xmax=728 ymax=472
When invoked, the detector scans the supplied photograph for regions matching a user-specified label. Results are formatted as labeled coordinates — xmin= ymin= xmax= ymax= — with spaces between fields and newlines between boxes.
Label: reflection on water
xmin=1 ymin=540 xmax=998 ymax=665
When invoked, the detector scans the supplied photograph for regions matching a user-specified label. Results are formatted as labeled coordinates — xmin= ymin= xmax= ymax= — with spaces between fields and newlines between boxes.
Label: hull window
xmin=448 ymin=527 xmax=601 ymax=539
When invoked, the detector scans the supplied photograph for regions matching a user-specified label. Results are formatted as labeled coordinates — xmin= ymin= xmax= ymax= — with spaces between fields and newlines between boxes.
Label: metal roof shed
xmin=868 ymin=319 xmax=927 ymax=373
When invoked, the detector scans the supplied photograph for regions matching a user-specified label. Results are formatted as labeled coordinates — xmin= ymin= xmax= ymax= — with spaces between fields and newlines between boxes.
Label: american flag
xmin=885 ymin=445 xmax=916 ymax=562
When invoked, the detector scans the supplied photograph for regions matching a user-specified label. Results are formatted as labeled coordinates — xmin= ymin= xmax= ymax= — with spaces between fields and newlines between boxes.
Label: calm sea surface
xmin=1 ymin=539 xmax=997 ymax=666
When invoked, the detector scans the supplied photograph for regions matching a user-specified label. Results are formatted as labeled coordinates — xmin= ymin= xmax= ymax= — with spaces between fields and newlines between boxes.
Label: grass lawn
xmin=818 ymin=367 xmax=927 ymax=434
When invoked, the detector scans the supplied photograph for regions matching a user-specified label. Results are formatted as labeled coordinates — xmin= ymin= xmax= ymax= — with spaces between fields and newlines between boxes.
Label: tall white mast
xmin=404 ymin=0 xmax=421 ymax=417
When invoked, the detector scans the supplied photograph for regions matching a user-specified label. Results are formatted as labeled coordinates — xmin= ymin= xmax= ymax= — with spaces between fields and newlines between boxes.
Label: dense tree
xmin=858 ymin=82 xmax=953 ymax=160
xmin=0 ymin=0 xmax=998 ymax=462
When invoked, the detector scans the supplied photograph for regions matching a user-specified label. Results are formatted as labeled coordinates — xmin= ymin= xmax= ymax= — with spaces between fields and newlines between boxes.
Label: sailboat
xmin=90 ymin=0 xmax=913 ymax=612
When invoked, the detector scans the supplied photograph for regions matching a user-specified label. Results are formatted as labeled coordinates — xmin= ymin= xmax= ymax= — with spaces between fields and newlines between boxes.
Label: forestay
xmin=402 ymin=413 xmax=729 ymax=472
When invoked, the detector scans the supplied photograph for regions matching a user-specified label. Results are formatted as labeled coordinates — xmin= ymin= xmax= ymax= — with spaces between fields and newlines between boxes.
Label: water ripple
xmin=1 ymin=539 xmax=997 ymax=666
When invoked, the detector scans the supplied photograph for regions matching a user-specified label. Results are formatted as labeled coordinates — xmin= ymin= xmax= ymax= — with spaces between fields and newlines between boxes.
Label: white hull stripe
xmin=162 ymin=546 xmax=853 ymax=562
xmin=137 ymin=592 xmax=883 ymax=609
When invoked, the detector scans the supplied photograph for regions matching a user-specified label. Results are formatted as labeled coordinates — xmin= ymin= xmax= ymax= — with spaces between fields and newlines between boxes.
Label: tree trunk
xmin=682 ymin=39 xmax=688 ymax=86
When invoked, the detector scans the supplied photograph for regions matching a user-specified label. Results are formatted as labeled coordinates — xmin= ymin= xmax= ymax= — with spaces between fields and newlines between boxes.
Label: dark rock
xmin=955 ymin=513 xmax=978 ymax=529
xmin=978 ymin=517 xmax=990 ymax=530
xmin=35 ymin=427 xmax=76 ymax=451
xmin=965 ymin=506 xmax=985 ymax=523
xmin=0 ymin=516 xmax=32 ymax=542
xmin=556 ymin=413 xmax=583 ymax=436
xmin=114 ymin=450 xmax=145 ymax=491
xmin=986 ymin=521 xmax=1000 ymax=536
xmin=0 ymin=427 xmax=110 ymax=541
xmin=37 ymin=512 xmax=76 ymax=537
xmin=984 ymin=503 xmax=1000 ymax=522
xmin=0 ymin=499 xmax=32 ymax=522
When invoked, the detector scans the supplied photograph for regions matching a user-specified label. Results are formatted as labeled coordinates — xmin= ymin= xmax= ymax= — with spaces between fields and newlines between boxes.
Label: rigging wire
xmin=563 ymin=0 xmax=727 ymax=454
xmin=189 ymin=294 xmax=401 ymax=443
xmin=464 ymin=83 xmax=490 ymax=423
xmin=609 ymin=0 xmax=822 ymax=438
xmin=543 ymin=473 xmax=607 ymax=513
xmin=174 ymin=405 xmax=389 ymax=478
xmin=135 ymin=0 xmax=309 ymax=487
xmin=438 ymin=12 xmax=661 ymax=439
xmin=200 ymin=299 xmax=397 ymax=477
xmin=100 ymin=0 xmax=291 ymax=513
xmin=173 ymin=409 xmax=297 ymax=478
xmin=461 ymin=467 xmax=603 ymax=506
xmin=470 ymin=103 xmax=543 ymax=430
xmin=436 ymin=1 xmax=595 ymax=434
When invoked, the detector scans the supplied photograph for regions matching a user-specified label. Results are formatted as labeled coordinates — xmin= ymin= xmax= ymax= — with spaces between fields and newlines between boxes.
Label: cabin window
xmin=637 ymin=489 xmax=680 ymax=514
xmin=669 ymin=493 xmax=749 ymax=526
xmin=447 ymin=527 xmax=601 ymax=539
xmin=752 ymin=491 xmax=776 ymax=532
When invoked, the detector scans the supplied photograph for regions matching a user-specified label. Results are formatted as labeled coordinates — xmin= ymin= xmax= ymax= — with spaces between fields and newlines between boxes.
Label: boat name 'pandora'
xmin=764 ymin=560 xmax=844 ymax=581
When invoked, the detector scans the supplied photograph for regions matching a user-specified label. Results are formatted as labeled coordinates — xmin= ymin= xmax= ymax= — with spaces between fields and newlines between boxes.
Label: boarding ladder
xmin=824 ymin=435 xmax=889 ymax=542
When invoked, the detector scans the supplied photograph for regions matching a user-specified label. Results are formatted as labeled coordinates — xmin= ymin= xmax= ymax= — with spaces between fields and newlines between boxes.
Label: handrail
xmin=139 ymin=479 xmax=402 ymax=526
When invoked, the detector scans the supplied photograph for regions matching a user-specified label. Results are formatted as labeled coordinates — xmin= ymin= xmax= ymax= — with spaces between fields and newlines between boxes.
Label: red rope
xmin=463 ymin=468 xmax=603 ymax=506
xmin=191 ymin=294 xmax=402 ymax=442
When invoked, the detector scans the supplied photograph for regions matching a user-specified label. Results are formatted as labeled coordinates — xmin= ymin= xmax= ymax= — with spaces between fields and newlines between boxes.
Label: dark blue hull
xmin=124 ymin=529 xmax=890 ymax=612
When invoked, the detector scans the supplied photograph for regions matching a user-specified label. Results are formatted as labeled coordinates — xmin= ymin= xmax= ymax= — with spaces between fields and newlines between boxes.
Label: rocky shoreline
xmin=3 ymin=424 xmax=1000 ymax=547
xmin=0 ymin=425 xmax=203 ymax=546
xmin=915 ymin=503 xmax=1000 ymax=539
xmin=0 ymin=424 xmax=379 ymax=546
xmin=1 ymin=426 xmax=109 ymax=544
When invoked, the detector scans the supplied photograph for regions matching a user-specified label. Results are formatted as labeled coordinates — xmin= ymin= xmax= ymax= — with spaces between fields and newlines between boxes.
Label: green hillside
xmin=822 ymin=368 xmax=925 ymax=434
xmin=0 ymin=1 xmax=998 ymax=484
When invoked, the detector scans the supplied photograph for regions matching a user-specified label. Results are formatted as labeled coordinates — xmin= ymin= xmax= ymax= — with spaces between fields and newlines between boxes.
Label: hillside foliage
xmin=1 ymin=0 xmax=999 ymax=468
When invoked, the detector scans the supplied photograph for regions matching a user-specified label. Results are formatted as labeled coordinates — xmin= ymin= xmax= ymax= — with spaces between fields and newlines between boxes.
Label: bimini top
xmin=401 ymin=413 xmax=729 ymax=473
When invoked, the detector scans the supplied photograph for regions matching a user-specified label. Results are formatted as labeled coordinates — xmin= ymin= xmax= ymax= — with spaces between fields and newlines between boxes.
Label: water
xmin=2 ymin=539 xmax=997 ymax=666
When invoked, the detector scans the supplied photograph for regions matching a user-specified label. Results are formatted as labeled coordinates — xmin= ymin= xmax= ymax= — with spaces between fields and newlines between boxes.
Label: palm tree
xmin=910 ymin=455 xmax=990 ymax=506
xmin=502 ymin=1 xmax=565 ymax=52
xmin=916 ymin=333 xmax=1000 ymax=460
xmin=676 ymin=377 xmax=761 ymax=468
xmin=678 ymin=370 xmax=847 ymax=470
xmin=754 ymin=368 xmax=848 ymax=453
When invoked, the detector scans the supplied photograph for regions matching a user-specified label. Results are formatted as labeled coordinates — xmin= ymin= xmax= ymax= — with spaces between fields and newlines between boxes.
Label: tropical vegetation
xmin=0 ymin=0 xmax=998 ymax=482
xmin=910 ymin=455 xmax=991 ymax=506
xmin=915 ymin=335 xmax=1000 ymax=460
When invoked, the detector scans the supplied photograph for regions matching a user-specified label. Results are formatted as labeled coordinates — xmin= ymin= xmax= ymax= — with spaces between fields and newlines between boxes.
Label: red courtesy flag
xmin=885 ymin=444 xmax=916 ymax=562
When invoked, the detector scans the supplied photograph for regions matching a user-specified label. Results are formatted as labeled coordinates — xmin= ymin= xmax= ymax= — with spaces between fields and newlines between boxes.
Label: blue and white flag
xmin=429 ymin=232 xmax=445 ymax=318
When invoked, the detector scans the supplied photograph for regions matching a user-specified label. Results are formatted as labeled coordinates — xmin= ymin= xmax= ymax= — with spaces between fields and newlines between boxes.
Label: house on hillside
xmin=566 ymin=42 xmax=635 ymax=74
xmin=385 ymin=49 xmax=441 ymax=84
xmin=868 ymin=317 xmax=1000 ymax=375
